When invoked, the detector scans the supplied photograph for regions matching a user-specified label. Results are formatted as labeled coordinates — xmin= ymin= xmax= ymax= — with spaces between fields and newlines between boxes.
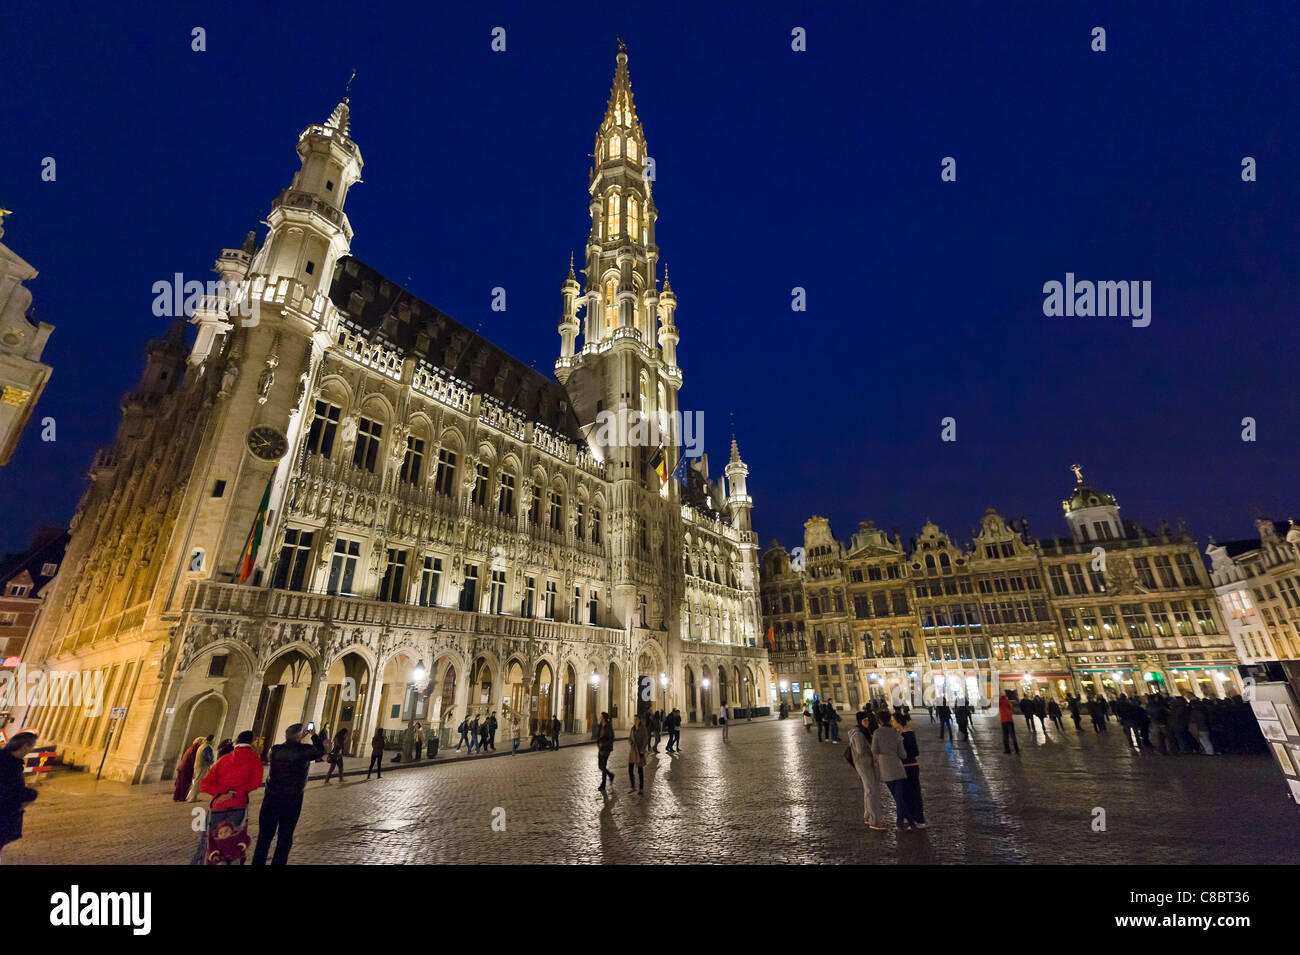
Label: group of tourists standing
xmin=803 ymin=699 xmax=843 ymax=742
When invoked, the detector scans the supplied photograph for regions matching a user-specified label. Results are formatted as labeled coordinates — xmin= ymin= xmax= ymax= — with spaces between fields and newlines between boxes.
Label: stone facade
xmin=20 ymin=46 xmax=767 ymax=783
xmin=760 ymin=469 xmax=1243 ymax=710
xmin=0 ymin=217 xmax=54 ymax=466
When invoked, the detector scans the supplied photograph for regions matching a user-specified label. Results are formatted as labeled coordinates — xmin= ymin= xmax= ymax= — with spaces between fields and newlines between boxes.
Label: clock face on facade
xmin=246 ymin=426 xmax=288 ymax=461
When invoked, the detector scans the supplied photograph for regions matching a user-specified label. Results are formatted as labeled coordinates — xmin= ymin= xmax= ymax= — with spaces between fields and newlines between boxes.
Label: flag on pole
xmin=765 ymin=625 xmax=775 ymax=652
xmin=649 ymin=446 xmax=667 ymax=485
xmin=237 ymin=478 xmax=274 ymax=584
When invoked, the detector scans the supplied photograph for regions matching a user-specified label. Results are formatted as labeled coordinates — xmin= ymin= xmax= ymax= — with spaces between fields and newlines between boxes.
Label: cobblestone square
xmin=7 ymin=715 xmax=1297 ymax=865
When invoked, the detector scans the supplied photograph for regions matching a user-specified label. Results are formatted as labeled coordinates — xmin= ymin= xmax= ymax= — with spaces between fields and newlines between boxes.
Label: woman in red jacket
xmin=190 ymin=730 xmax=264 ymax=864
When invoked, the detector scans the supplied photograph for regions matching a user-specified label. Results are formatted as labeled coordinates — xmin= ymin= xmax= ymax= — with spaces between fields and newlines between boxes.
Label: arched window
xmin=627 ymin=138 xmax=639 ymax=161
xmin=606 ymin=194 xmax=620 ymax=239
xmin=627 ymin=196 xmax=640 ymax=245
xmin=609 ymin=136 xmax=622 ymax=159
xmin=604 ymin=279 xmax=617 ymax=331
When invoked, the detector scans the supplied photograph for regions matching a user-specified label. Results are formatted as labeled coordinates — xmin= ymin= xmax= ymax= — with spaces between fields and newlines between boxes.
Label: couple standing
xmin=848 ymin=710 xmax=926 ymax=831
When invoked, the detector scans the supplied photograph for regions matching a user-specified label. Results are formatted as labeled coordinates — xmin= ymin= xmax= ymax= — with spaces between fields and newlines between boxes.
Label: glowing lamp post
xmin=403 ymin=658 xmax=426 ymax=762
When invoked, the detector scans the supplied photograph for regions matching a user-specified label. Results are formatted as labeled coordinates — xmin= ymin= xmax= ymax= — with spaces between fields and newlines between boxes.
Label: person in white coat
xmin=848 ymin=711 xmax=885 ymax=829
xmin=871 ymin=710 xmax=918 ymax=830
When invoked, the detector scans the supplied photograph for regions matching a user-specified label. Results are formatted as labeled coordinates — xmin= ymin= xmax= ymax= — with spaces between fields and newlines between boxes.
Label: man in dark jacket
xmin=1019 ymin=696 xmax=1036 ymax=736
xmin=1086 ymin=695 xmax=1106 ymax=732
xmin=0 ymin=732 xmax=39 ymax=859
xmin=251 ymin=724 xmax=324 ymax=865
xmin=813 ymin=700 xmax=824 ymax=741
xmin=1068 ymin=695 xmax=1083 ymax=730
xmin=550 ymin=715 xmax=562 ymax=751
xmin=666 ymin=708 xmax=682 ymax=752
xmin=936 ymin=698 xmax=953 ymax=741
xmin=596 ymin=712 xmax=616 ymax=791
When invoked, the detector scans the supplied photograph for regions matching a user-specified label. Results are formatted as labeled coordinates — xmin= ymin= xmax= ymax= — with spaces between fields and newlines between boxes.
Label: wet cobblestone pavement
xmin=8 ymin=715 xmax=1298 ymax=864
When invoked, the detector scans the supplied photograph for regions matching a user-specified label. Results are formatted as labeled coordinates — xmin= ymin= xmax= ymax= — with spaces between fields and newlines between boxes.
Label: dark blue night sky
xmin=2 ymin=1 xmax=1298 ymax=555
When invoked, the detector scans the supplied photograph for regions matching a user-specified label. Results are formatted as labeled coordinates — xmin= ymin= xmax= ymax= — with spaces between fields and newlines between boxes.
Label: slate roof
xmin=328 ymin=256 xmax=585 ymax=444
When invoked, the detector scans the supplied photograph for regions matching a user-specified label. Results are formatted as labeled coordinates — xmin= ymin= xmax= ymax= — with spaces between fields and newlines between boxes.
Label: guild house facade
xmin=21 ymin=45 xmax=767 ymax=783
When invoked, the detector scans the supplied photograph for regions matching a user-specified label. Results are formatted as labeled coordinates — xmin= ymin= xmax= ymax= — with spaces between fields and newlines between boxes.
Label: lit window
xmin=627 ymin=138 xmax=639 ymax=161
xmin=628 ymin=196 xmax=640 ymax=245
xmin=606 ymin=194 xmax=620 ymax=239
xmin=604 ymin=279 xmax=617 ymax=330
xmin=609 ymin=136 xmax=621 ymax=159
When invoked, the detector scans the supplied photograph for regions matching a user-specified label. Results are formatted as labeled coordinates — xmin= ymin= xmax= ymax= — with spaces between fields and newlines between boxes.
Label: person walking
xmin=1019 ymin=696 xmax=1036 ymax=737
xmin=936 ymin=698 xmax=953 ymax=742
xmin=511 ymin=717 xmax=522 ymax=754
xmin=173 ymin=737 xmax=204 ymax=802
xmin=954 ymin=702 xmax=970 ymax=739
xmin=872 ymin=711 xmax=917 ymax=830
xmin=192 ymin=730 xmax=263 ymax=865
xmin=188 ymin=734 xmax=216 ymax=802
xmin=485 ymin=712 xmax=498 ymax=751
xmin=998 ymin=693 xmax=1020 ymax=754
xmin=826 ymin=702 xmax=841 ymax=743
xmin=0 ymin=732 xmax=39 ymax=861
xmin=648 ymin=710 xmax=661 ymax=753
xmin=251 ymin=723 xmax=324 ymax=866
xmin=1033 ymin=695 xmax=1049 ymax=734
xmin=550 ymin=715 xmax=561 ymax=751
xmin=926 ymin=702 xmax=935 ymax=724
xmin=628 ymin=714 xmax=648 ymax=792
xmin=455 ymin=714 xmax=470 ymax=751
xmin=366 ymin=727 xmax=384 ymax=779
xmin=720 ymin=703 xmax=730 ymax=741
xmin=665 ymin=709 xmax=680 ymax=753
xmin=413 ymin=722 xmax=424 ymax=761
xmin=1047 ymin=698 xmax=1064 ymax=732
xmin=1068 ymin=696 xmax=1083 ymax=731
xmin=813 ymin=700 xmax=825 ymax=741
xmin=596 ymin=712 xmax=616 ymax=790
xmin=469 ymin=715 xmax=481 ymax=754
xmin=896 ymin=713 xmax=926 ymax=828
xmin=323 ymin=727 xmax=349 ymax=784
xmin=1146 ymin=694 xmax=1170 ymax=755
xmin=317 ymin=723 xmax=332 ymax=762
xmin=802 ymin=705 xmax=813 ymax=733
xmin=848 ymin=711 xmax=885 ymax=830
xmin=1087 ymin=695 xmax=1106 ymax=733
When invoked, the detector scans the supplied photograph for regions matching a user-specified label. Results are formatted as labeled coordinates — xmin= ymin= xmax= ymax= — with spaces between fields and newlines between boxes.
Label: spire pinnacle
xmin=567 ymin=251 xmax=576 ymax=281
xmin=602 ymin=40 xmax=640 ymax=132
xmin=662 ymin=266 xmax=672 ymax=292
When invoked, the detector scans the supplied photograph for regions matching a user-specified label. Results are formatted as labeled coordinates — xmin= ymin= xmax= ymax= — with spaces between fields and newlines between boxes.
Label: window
xmin=1174 ymin=553 xmax=1199 ymax=587
xmin=1066 ymin=564 xmax=1086 ymax=594
xmin=490 ymin=571 xmax=506 ymax=614
xmin=1088 ymin=564 xmax=1107 ymax=593
xmin=399 ymin=437 xmax=425 ymax=484
xmin=606 ymin=195 xmax=620 ymax=240
xmin=352 ymin=417 xmax=383 ymax=471
xmin=1170 ymin=600 xmax=1195 ymax=636
xmin=627 ymin=137 xmax=639 ymax=161
xmin=604 ymin=279 xmax=617 ymax=330
xmin=809 ymin=597 xmax=820 ymax=615
xmin=272 ymin=528 xmax=315 ymax=592
xmin=207 ymin=655 xmax=228 ymax=678
xmin=473 ymin=463 xmax=491 ymax=508
xmin=588 ymin=589 xmax=599 ymax=625
xmin=434 ymin=449 xmax=458 ymax=495
xmin=545 ymin=582 xmax=558 ymax=619
xmin=575 ymin=502 xmax=585 ymax=540
xmin=853 ymin=596 xmax=869 ymax=619
xmin=628 ymin=196 xmax=640 ymax=243
xmin=591 ymin=507 xmax=602 ymax=544
xmin=419 ymin=557 xmax=442 ymax=607
xmin=1154 ymin=555 xmax=1176 ymax=588
xmin=459 ymin=565 xmax=479 ymax=612
xmin=305 ymin=261 xmax=316 ymax=275
xmin=40 ymin=562 xmax=59 ymax=577
xmin=872 ymin=592 xmax=889 ymax=617
xmin=522 ymin=576 xmax=536 ymax=617
xmin=1134 ymin=557 xmax=1157 ymax=590
xmin=1194 ymin=600 xmax=1218 ymax=635
xmin=1121 ymin=604 xmax=1150 ymax=638
xmin=498 ymin=473 xmax=515 ymax=514
xmin=549 ymin=491 xmax=563 ymax=531
xmin=211 ymin=481 xmax=226 ymax=498
xmin=1100 ymin=607 xmax=1119 ymax=639
xmin=638 ymin=593 xmax=647 ymax=626
xmin=326 ymin=538 xmax=361 ymax=596
xmin=0 ymin=611 xmax=18 ymax=626
xmin=571 ymin=586 xmax=581 ymax=624
xmin=609 ymin=135 xmax=622 ymax=159
xmin=379 ymin=549 xmax=408 ymax=603
xmin=306 ymin=401 xmax=341 ymax=457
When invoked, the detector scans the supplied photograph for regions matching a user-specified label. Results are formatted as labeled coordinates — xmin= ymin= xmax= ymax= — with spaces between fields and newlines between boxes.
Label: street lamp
xmin=403 ymin=658 xmax=426 ymax=762
xmin=660 ymin=672 xmax=668 ymax=712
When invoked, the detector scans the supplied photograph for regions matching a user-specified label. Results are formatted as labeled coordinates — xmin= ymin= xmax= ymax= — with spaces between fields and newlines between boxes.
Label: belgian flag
xmin=237 ymin=478 xmax=274 ymax=584
xmin=649 ymin=446 xmax=667 ymax=485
